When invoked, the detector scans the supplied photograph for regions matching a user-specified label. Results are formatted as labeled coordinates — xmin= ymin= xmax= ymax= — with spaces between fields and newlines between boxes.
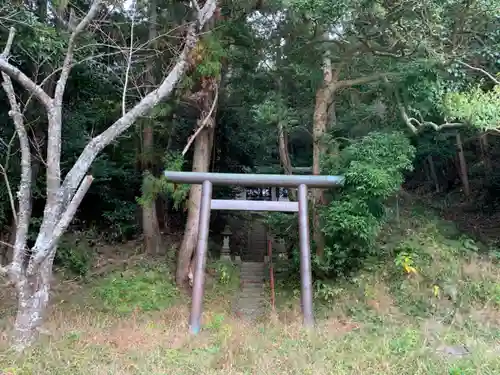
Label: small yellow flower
xmin=403 ymin=263 xmax=418 ymax=275
xmin=433 ymin=285 xmax=440 ymax=298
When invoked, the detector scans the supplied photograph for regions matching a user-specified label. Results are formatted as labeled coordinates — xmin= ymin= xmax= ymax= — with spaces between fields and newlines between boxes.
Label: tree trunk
xmin=12 ymin=251 xmax=53 ymax=349
xmin=142 ymin=0 xmax=162 ymax=254
xmin=427 ymin=155 xmax=440 ymax=192
xmin=312 ymin=83 xmax=332 ymax=257
xmin=480 ymin=134 xmax=491 ymax=172
xmin=278 ymin=121 xmax=292 ymax=175
xmin=456 ymin=132 xmax=470 ymax=197
xmin=176 ymin=78 xmax=218 ymax=286
xmin=277 ymin=121 xmax=297 ymax=200
xmin=311 ymin=31 xmax=336 ymax=257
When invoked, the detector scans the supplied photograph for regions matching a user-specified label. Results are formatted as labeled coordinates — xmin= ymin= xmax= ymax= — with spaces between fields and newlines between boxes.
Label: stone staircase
xmin=235 ymin=261 xmax=266 ymax=321
xmin=242 ymin=218 xmax=266 ymax=262
xmin=234 ymin=216 xmax=268 ymax=320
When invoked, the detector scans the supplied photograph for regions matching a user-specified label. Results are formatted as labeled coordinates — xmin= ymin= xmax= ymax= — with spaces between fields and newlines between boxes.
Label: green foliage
xmin=443 ymin=85 xmax=500 ymax=130
xmin=138 ymin=152 xmax=189 ymax=210
xmin=251 ymin=94 xmax=299 ymax=128
xmin=267 ymin=132 xmax=416 ymax=279
xmin=101 ymin=201 xmax=139 ymax=242
xmin=93 ymin=265 xmax=180 ymax=314
xmin=318 ymin=131 xmax=416 ymax=277
xmin=206 ymin=260 xmax=240 ymax=296
xmin=285 ymin=0 xmax=350 ymax=23
xmin=54 ymin=233 xmax=95 ymax=277
xmin=194 ymin=35 xmax=226 ymax=79
xmin=313 ymin=280 xmax=344 ymax=304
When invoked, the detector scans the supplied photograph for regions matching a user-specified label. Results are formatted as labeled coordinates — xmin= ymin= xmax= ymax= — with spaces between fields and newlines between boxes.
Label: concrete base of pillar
xmin=234 ymin=255 xmax=241 ymax=264
xmin=221 ymin=254 xmax=231 ymax=262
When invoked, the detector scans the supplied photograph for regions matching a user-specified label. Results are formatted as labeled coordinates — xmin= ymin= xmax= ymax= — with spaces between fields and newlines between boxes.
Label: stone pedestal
xmin=221 ymin=224 xmax=232 ymax=262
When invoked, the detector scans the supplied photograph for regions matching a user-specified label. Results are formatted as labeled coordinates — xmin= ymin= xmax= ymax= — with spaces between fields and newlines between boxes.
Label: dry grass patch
xmin=2 ymin=297 xmax=500 ymax=374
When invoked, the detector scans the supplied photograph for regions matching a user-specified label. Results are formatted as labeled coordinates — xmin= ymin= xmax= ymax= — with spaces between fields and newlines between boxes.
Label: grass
xmin=1 ymin=204 xmax=500 ymax=374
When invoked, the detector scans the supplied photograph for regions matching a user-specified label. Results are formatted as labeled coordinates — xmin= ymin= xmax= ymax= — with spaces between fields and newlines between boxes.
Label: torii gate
xmin=163 ymin=171 xmax=344 ymax=334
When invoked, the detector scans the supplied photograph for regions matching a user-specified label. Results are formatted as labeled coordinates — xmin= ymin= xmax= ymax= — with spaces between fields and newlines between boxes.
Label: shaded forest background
xmin=0 ymin=0 xmax=499 ymax=352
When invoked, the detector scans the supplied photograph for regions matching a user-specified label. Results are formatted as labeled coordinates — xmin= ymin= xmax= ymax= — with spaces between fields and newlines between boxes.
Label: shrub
xmin=92 ymin=265 xmax=179 ymax=314
xmin=265 ymin=131 xmax=415 ymax=280
xmin=54 ymin=233 xmax=95 ymax=277
xmin=318 ymin=131 xmax=416 ymax=277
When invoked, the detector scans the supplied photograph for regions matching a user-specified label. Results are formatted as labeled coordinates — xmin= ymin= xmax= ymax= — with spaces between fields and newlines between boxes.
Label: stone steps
xmin=234 ymin=217 xmax=270 ymax=320
xmin=234 ymin=260 xmax=267 ymax=321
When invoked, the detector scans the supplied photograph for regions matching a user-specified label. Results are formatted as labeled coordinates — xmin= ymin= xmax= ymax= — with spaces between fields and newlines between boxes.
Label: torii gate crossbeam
xmin=163 ymin=171 xmax=344 ymax=334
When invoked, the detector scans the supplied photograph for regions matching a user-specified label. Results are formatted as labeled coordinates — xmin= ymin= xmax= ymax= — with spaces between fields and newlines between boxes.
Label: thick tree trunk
xmin=12 ymin=252 xmax=53 ymax=349
xmin=311 ymin=31 xmax=336 ymax=257
xmin=176 ymin=125 xmax=215 ymax=285
xmin=176 ymin=78 xmax=217 ymax=286
xmin=142 ymin=0 xmax=162 ymax=254
xmin=142 ymin=125 xmax=162 ymax=254
xmin=312 ymin=86 xmax=329 ymax=255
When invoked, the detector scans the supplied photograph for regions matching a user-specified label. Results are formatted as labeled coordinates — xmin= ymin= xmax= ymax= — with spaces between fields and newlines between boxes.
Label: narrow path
xmin=234 ymin=216 xmax=268 ymax=320
xmin=235 ymin=261 xmax=266 ymax=321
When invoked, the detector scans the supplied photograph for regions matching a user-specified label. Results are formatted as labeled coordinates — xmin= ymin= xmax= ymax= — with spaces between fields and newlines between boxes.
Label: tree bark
xmin=142 ymin=0 xmax=162 ymax=254
xmin=456 ymin=132 xmax=470 ymax=197
xmin=176 ymin=77 xmax=218 ymax=286
xmin=427 ymin=155 xmax=440 ymax=192
xmin=278 ymin=122 xmax=292 ymax=175
xmin=13 ymin=250 xmax=53 ymax=349
xmin=311 ymin=34 xmax=334 ymax=256
xmin=480 ymin=134 xmax=491 ymax=172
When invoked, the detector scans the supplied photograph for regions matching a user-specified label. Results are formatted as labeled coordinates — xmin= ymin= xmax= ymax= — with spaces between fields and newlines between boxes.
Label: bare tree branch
xmin=386 ymin=77 xmax=463 ymax=133
xmin=45 ymin=0 xmax=102 ymax=214
xmin=1 ymin=27 xmax=32 ymax=283
xmin=458 ymin=61 xmax=500 ymax=85
xmin=54 ymin=0 xmax=103 ymax=107
xmin=358 ymin=38 xmax=410 ymax=58
xmin=22 ymin=50 xmax=124 ymax=113
xmin=122 ymin=0 xmax=136 ymax=116
xmin=191 ymin=0 xmax=202 ymax=19
xmin=333 ymin=73 xmax=390 ymax=91
xmin=0 ymin=35 xmax=53 ymax=109
xmin=193 ymin=0 xmax=217 ymax=29
xmin=28 ymin=0 xmax=219 ymax=270
xmin=182 ymin=83 xmax=219 ymax=156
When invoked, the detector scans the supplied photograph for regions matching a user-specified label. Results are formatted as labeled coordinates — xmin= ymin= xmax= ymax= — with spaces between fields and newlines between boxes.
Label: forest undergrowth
xmin=1 ymin=201 xmax=500 ymax=375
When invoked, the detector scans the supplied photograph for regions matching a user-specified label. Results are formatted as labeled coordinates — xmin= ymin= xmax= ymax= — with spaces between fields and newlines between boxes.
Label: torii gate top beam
xmin=163 ymin=171 xmax=344 ymax=188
